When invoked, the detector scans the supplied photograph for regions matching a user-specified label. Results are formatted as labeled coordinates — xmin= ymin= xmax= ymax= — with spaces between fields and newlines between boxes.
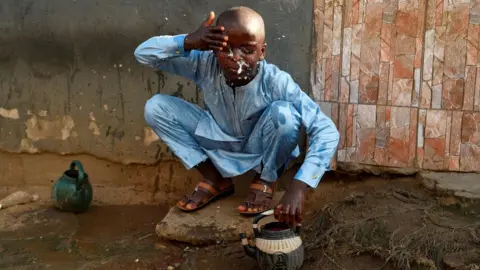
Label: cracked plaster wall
xmin=0 ymin=0 xmax=313 ymax=167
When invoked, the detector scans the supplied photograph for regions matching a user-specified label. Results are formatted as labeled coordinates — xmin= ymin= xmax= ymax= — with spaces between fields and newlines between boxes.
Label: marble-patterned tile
xmin=394 ymin=54 xmax=415 ymax=79
xmin=444 ymin=111 xmax=452 ymax=157
xmin=357 ymin=104 xmax=377 ymax=129
xmin=466 ymin=25 xmax=479 ymax=66
xmin=425 ymin=110 xmax=447 ymax=138
xmin=475 ymin=67 xmax=480 ymax=111
xmin=359 ymin=73 xmax=380 ymax=104
xmin=463 ymin=66 xmax=476 ymax=111
xmin=342 ymin=27 xmax=353 ymax=77
xmin=324 ymin=58 xmax=333 ymax=101
xmin=378 ymin=62 xmax=389 ymax=104
xmin=423 ymin=29 xmax=435 ymax=81
xmin=356 ymin=128 xmax=377 ymax=163
xmin=374 ymin=105 xmax=389 ymax=165
xmin=416 ymin=109 xmax=427 ymax=167
xmin=346 ymin=104 xmax=356 ymax=147
xmin=442 ymin=78 xmax=464 ymax=110
xmin=444 ymin=155 xmax=460 ymax=170
xmin=396 ymin=11 xmax=418 ymax=37
xmin=412 ymin=68 xmax=421 ymax=107
xmin=380 ymin=23 xmax=393 ymax=62
xmin=443 ymin=6 xmax=469 ymax=79
xmin=340 ymin=77 xmax=350 ymax=103
xmin=338 ymin=103 xmax=348 ymax=150
xmin=450 ymin=111 xmax=463 ymax=156
xmin=392 ymin=79 xmax=413 ymax=106
xmin=323 ymin=0 xmax=334 ymax=58
xmin=423 ymin=138 xmax=446 ymax=169
xmin=461 ymin=112 xmax=480 ymax=145
xmin=420 ymin=81 xmax=432 ymax=108
xmin=408 ymin=108 xmax=418 ymax=165
xmin=350 ymin=80 xmax=359 ymax=103
xmin=333 ymin=5 xmax=343 ymax=56
xmin=388 ymin=106 xmax=412 ymax=167
xmin=460 ymin=143 xmax=480 ymax=171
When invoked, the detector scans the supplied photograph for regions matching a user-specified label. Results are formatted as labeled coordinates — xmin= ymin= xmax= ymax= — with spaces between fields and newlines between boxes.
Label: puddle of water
xmin=0 ymin=204 xmax=178 ymax=269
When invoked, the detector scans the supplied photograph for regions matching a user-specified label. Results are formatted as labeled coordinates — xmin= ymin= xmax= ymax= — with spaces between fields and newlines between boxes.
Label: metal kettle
xmin=239 ymin=209 xmax=304 ymax=270
xmin=51 ymin=160 xmax=93 ymax=213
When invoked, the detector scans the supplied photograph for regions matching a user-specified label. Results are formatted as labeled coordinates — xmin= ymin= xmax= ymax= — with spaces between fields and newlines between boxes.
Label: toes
xmin=185 ymin=202 xmax=197 ymax=210
xmin=237 ymin=204 xmax=247 ymax=211
xmin=177 ymin=199 xmax=187 ymax=207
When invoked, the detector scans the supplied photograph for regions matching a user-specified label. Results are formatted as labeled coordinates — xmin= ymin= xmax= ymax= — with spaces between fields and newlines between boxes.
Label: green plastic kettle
xmin=51 ymin=160 xmax=93 ymax=213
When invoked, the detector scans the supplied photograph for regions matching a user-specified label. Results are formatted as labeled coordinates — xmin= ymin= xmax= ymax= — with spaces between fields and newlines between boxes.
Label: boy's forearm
xmin=133 ymin=34 xmax=188 ymax=67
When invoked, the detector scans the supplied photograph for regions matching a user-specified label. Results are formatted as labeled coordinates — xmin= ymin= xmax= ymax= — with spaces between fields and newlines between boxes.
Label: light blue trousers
xmin=144 ymin=94 xmax=301 ymax=182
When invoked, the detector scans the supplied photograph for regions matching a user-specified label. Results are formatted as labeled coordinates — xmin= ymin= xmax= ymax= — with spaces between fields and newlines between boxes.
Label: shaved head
xmin=216 ymin=6 xmax=266 ymax=43
xmin=215 ymin=6 xmax=267 ymax=87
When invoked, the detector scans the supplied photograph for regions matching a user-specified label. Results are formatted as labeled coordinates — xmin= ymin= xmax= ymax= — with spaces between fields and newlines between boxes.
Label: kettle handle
xmin=69 ymin=160 xmax=86 ymax=184
xmin=252 ymin=209 xmax=302 ymax=237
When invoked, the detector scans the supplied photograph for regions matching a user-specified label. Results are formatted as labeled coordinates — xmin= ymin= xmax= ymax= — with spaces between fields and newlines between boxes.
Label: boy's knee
xmin=269 ymin=101 xmax=300 ymax=136
xmin=144 ymin=94 xmax=171 ymax=126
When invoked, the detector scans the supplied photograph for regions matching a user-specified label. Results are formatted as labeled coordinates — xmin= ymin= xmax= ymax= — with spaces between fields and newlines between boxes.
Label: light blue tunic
xmin=134 ymin=34 xmax=340 ymax=188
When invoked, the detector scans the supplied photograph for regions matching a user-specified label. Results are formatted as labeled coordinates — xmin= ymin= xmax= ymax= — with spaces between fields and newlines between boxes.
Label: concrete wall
xmin=311 ymin=0 xmax=480 ymax=173
xmin=0 ymin=0 xmax=313 ymax=202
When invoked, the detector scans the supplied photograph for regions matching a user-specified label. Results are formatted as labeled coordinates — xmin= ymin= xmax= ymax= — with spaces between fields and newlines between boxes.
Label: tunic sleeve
xmin=273 ymin=70 xmax=340 ymax=188
xmin=134 ymin=34 xmax=214 ymax=85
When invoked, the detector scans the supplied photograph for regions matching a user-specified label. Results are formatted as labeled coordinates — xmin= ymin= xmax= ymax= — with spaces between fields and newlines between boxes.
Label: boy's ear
xmin=259 ymin=43 xmax=267 ymax=60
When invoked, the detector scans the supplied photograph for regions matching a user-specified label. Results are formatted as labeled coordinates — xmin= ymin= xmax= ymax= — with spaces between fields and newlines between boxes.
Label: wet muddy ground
xmin=0 ymin=176 xmax=479 ymax=270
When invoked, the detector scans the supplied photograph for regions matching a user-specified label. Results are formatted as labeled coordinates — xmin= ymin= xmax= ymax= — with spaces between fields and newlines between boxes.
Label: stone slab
xmin=156 ymin=192 xmax=284 ymax=246
xmin=418 ymin=171 xmax=480 ymax=199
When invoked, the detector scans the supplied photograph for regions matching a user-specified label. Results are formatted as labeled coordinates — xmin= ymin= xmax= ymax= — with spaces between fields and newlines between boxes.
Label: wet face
xmin=215 ymin=20 xmax=266 ymax=86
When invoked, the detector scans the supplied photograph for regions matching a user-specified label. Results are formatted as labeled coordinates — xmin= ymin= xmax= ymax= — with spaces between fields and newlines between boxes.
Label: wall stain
xmin=17 ymin=0 xmax=35 ymax=30
xmin=65 ymin=67 xmax=79 ymax=114
xmin=172 ymin=82 xmax=184 ymax=98
xmin=96 ymin=79 xmax=104 ymax=105
xmin=105 ymin=125 xmax=125 ymax=141
xmin=156 ymin=71 xmax=165 ymax=93
xmin=154 ymin=144 xmax=162 ymax=160
xmin=154 ymin=174 xmax=160 ymax=193
xmin=116 ymin=68 xmax=125 ymax=123
xmin=146 ymin=77 xmax=153 ymax=95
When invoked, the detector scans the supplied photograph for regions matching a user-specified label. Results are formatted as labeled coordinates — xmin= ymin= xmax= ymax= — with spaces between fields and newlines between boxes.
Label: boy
xmin=134 ymin=6 xmax=339 ymax=226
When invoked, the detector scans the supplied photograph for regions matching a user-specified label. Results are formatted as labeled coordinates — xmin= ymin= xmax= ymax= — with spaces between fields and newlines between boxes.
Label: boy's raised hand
xmin=184 ymin=11 xmax=229 ymax=52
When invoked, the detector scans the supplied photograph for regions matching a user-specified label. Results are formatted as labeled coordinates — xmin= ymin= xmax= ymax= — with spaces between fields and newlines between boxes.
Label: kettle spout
xmin=239 ymin=233 xmax=257 ymax=258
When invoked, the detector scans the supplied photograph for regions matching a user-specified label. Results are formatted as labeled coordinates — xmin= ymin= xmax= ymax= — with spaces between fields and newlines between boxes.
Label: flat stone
xmin=156 ymin=193 xmax=284 ymax=246
xmin=418 ymin=172 xmax=480 ymax=200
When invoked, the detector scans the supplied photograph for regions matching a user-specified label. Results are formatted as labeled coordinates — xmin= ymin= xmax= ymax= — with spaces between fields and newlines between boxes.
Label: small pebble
xmin=154 ymin=243 xmax=167 ymax=250
xmin=135 ymin=258 xmax=139 ymax=263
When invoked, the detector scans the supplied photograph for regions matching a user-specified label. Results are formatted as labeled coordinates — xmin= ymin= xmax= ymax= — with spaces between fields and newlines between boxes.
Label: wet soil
xmin=0 ymin=176 xmax=479 ymax=270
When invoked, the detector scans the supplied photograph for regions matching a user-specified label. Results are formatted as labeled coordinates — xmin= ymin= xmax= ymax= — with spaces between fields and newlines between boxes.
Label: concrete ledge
xmin=417 ymin=171 xmax=480 ymax=200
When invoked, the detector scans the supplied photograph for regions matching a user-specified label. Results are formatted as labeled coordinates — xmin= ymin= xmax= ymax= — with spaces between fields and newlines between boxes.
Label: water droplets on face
xmin=227 ymin=47 xmax=249 ymax=75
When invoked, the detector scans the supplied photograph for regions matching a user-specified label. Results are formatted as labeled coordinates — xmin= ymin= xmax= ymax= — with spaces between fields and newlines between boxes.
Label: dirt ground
xmin=0 ymin=175 xmax=479 ymax=270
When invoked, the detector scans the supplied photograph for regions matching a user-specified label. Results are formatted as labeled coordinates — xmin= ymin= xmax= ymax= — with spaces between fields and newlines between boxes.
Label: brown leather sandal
xmin=177 ymin=179 xmax=235 ymax=212
xmin=238 ymin=179 xmax=276 ymax=217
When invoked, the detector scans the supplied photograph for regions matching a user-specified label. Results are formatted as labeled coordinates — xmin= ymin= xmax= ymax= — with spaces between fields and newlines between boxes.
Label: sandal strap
xmin=249 ymin=182 xmax=274 ymax=195
xmin=194 ymin=179 xmax=219 ymax=196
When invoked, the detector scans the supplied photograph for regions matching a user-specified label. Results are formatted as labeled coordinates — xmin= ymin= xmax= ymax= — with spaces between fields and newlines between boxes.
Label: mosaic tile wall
xmin=311 ymin=0 xmax=480 ymax=171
